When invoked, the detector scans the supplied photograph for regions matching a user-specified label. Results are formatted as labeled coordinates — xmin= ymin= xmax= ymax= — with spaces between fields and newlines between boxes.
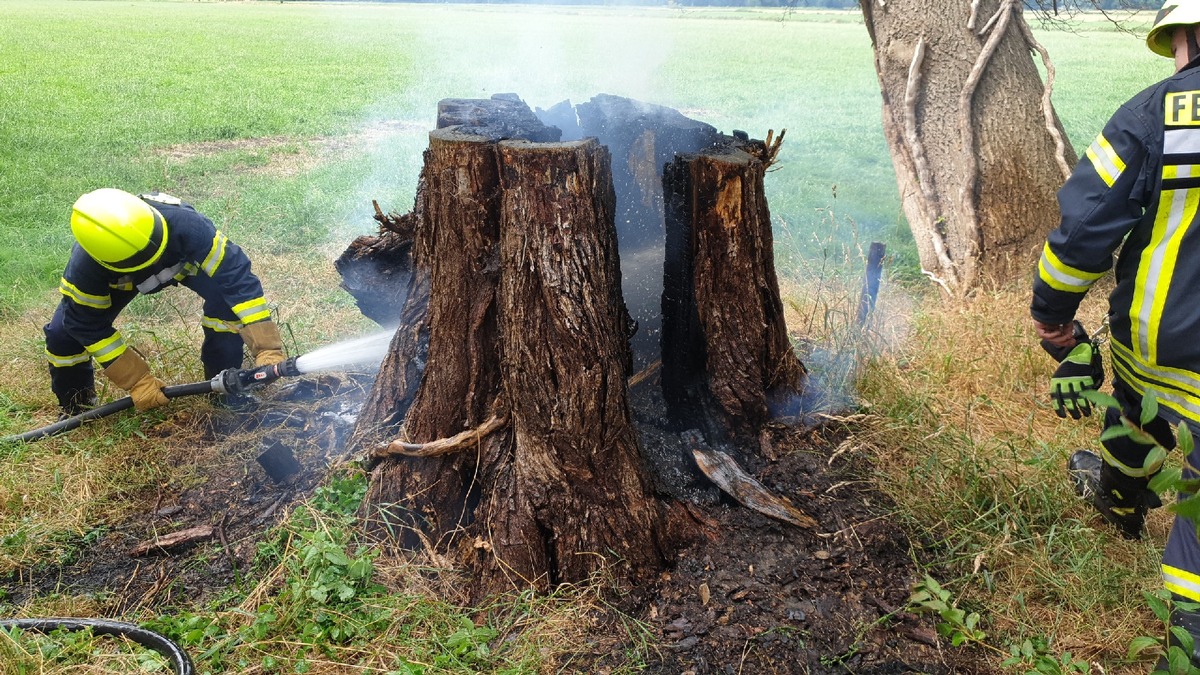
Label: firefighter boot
xmin=1155 ymin=600 xmax=1200 ymax=671
xmin=1067 ymin=449 xmax=1159 ymax=539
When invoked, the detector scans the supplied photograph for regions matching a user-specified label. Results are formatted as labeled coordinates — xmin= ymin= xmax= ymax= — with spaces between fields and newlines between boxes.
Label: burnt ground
xmin=1 ymin=374 xmax=991 ymax=674
xmin=634 ymin=421 xmax=991 ymax=675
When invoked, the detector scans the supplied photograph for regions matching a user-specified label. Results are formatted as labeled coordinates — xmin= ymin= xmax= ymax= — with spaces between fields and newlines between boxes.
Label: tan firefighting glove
xmin=103 ymin=349 xmax=169 ymax=411
xmin=241 ymin=319 xmax=286 ymax=367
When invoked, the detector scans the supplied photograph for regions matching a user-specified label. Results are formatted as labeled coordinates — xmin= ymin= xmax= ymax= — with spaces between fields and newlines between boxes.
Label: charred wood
xmin=661 ymin=144 xmax=807 ymax=445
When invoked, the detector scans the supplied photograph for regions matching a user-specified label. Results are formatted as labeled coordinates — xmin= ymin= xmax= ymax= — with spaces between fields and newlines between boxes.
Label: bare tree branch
xmin=902 ymin=36 xmax=957 ymax=283
xmin=904 ymin=37 xmax=936 ymax=209
xmin=371 ymin=414 xmax=507 ymax=459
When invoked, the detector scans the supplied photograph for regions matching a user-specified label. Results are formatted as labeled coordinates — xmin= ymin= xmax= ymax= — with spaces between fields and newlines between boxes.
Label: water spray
xmin=1 ymin=331 xmax=394 ymax=444
xmin=293 ymin=330 xmax=392 ymax=374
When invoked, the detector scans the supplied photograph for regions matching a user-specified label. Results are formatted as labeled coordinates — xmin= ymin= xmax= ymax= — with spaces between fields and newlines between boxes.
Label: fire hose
xmin=1 ymin=358 xmax=302 ymax=444
xmin=0 ymin=618 xmax=195 ymax=674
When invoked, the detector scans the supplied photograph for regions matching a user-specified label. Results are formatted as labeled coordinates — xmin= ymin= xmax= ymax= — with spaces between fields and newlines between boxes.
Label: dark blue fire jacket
xmin=1033 ymin=59 xmax=1200 ymax=427
xmin=52 ymin=193 xmax=270 ymax=368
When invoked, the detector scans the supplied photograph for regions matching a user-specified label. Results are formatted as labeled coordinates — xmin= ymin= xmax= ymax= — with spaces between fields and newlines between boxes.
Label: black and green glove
xmin=1046 ymin=338 xmax=1105 ymax=419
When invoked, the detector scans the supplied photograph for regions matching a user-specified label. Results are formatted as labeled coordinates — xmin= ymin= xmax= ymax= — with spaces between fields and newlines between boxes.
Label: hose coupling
xmin=212 ymin=357 xmax=301 ymax=394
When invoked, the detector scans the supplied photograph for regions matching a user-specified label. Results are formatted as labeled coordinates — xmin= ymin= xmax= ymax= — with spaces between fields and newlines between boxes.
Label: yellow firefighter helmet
xmin=1148 ymin=1 xmax=1200 ymax=58
xmin=70 ymin=188 xmax=168 ymax=273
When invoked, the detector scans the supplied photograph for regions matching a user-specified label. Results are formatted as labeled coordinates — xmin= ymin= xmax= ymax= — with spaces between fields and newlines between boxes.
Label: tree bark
xmin=662 ymin=146 xmax=807 ymax=442
xmin=357 ymin=129 xmax=504 ymax=544
xmin=860 ymin=0 xmax=1076 ymax=293
xmin=473 ymin=138 xmax=664 ymax=591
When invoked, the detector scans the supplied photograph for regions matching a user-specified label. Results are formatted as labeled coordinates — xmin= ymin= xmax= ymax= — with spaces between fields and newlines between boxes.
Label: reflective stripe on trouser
xmin=181 ymin=273 xmax=246 ymax=378
xmin=43 ymin=293 xmax=135 ymax=408
xmin=1100 ymin=380 xmax=1177 ymax=478
xmin=1165 ymin=448 xmax=1200 ymax=602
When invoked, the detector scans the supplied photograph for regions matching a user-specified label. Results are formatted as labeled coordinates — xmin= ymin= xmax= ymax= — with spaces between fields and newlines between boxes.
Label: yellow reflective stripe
xmin=231 ymin=297 xmax=270 ymax=324
xmin=174 ymin=262 xmax=199 ymax=281
xmin=1165 ymin=565 xmax=1200 ymax=602
xmin=1111 ymin=339 xmax=1200 ymax=398
xmin=1085 ymin=134 xmax=1126 ymax=188
xmin=108 ymin=280 xmax=134 ymax=292
xmin=59 ymin=278 xmax=112 ymax=309
xmin=1100 ymin=441 xmax=1166 ymax=478
xmin=1037 ymin=243 xmax=1105 ymax=293
xmin=1111 ymin=344 xmax=1200 ymax=425
xmin=201 ymin=232 xmax=229 ymax=276
xmin=85 ymin=333 xmax=127 ymax=365
xmin=201 ymin=316 xmax=242 ymax=333
xmin=1132 ymin=167 xmax=1199 ymax=363
xmin=44 ymin=348 xmax=90 ymax=368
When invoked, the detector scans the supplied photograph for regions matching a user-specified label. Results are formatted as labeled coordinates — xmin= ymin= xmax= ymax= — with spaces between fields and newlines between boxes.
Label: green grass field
xmin=0 ymin=2 xmax=1186 ymax=673
xmin=0 ymin=1 xmax=1165 ymax=312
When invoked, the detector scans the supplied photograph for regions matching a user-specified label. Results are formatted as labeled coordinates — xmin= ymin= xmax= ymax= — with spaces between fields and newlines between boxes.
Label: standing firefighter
xmin=1032 ymin=1 xmax=1200 ymax=663
xmin=45 ymin=188 xmax=286 ymax=414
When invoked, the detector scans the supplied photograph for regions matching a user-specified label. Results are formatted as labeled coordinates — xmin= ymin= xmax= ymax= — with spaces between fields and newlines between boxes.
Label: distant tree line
xmin=327 ymin=0 xmax=1163 ymax=9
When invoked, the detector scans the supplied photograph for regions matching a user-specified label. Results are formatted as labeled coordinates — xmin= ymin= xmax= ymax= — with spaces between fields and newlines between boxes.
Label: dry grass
xmin=834 ymin=280 xmax=1167 ymax=673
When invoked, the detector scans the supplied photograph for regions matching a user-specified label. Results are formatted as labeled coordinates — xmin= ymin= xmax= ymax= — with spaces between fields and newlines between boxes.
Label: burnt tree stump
xmin=342 ymin=94 xmax=807 ymax=597
xmin=662 ymin=146 xmax=806 ymax=441
xmin=354 ymin=98 xmax=667 ymax=596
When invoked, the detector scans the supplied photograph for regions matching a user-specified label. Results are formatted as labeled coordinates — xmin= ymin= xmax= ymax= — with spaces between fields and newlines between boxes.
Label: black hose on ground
xmin=0 ymin=618 xmax=195 ymax=675
xmin=1 ymin=381 xmax=216 ymax=444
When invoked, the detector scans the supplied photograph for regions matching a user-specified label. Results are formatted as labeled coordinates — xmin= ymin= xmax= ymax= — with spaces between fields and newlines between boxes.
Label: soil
xmin=1 ymin=373 xmax=992 ymax=674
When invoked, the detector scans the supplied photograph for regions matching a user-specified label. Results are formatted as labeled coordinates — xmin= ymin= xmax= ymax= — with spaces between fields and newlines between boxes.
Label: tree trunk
xmin=662 ymin=146 xmax=806 ymax=443
xmin=474 ymin=138 xmax=664 ymax=591
xmin=861 ymin=0 xmax=1076 ymax=293
xmin=352 ymin=98 xmax=667 ymax=596
xmin=358 ymin=129 xmax=506 ymax=545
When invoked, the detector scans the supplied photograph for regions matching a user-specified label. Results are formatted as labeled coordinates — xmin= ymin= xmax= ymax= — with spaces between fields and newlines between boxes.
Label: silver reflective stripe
xmin=201 ymin=316 xmax=242 ymax=333
xmin=1038 ymin=250 xmax=1094 ymax=290
xmin=45 ymin=349 xmax=90 ymax=368
xmin=136 ymin=262 xmax=187 ymax=293
xmin=89 ymin=336 xmax=125 ymax=362
xmin=1165 ymin=128 xmax=1200 ymax=154
xmin=1086 ymin=138 xmax=1123 ymax=186
xmin=1135 ymin=171 xmax=1191 ymax=359
xmin=1164 ymin=565 xmax=1200 ymax=602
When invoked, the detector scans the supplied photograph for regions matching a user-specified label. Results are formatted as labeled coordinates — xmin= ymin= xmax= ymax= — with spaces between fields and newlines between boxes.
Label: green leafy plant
xmin=908 ymin=575 xmax=988 ymax=648
xmin=1081 ymin=389 xmax=1200 ymax=673
xmin=1125 ymin=590 xmax=1200 ymax=675
xmin=1001 ymin=635 xmax=1090 ymax=674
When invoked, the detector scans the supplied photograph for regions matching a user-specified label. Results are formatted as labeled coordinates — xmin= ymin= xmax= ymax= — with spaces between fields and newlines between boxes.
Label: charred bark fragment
xmin=333 ymin=205 xmax=417 ymax=327
xmin=437 ymin=93 xmax=562 ymax=142
xmin=661 ymin=146 xmax=806 ymax=443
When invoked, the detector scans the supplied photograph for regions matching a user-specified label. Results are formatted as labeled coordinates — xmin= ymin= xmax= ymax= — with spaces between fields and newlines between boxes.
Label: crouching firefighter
xmin=1032 ymin=2 xmax=1200 ymax=667
xmin=44 ymin=188 xmax=286 ymax=415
